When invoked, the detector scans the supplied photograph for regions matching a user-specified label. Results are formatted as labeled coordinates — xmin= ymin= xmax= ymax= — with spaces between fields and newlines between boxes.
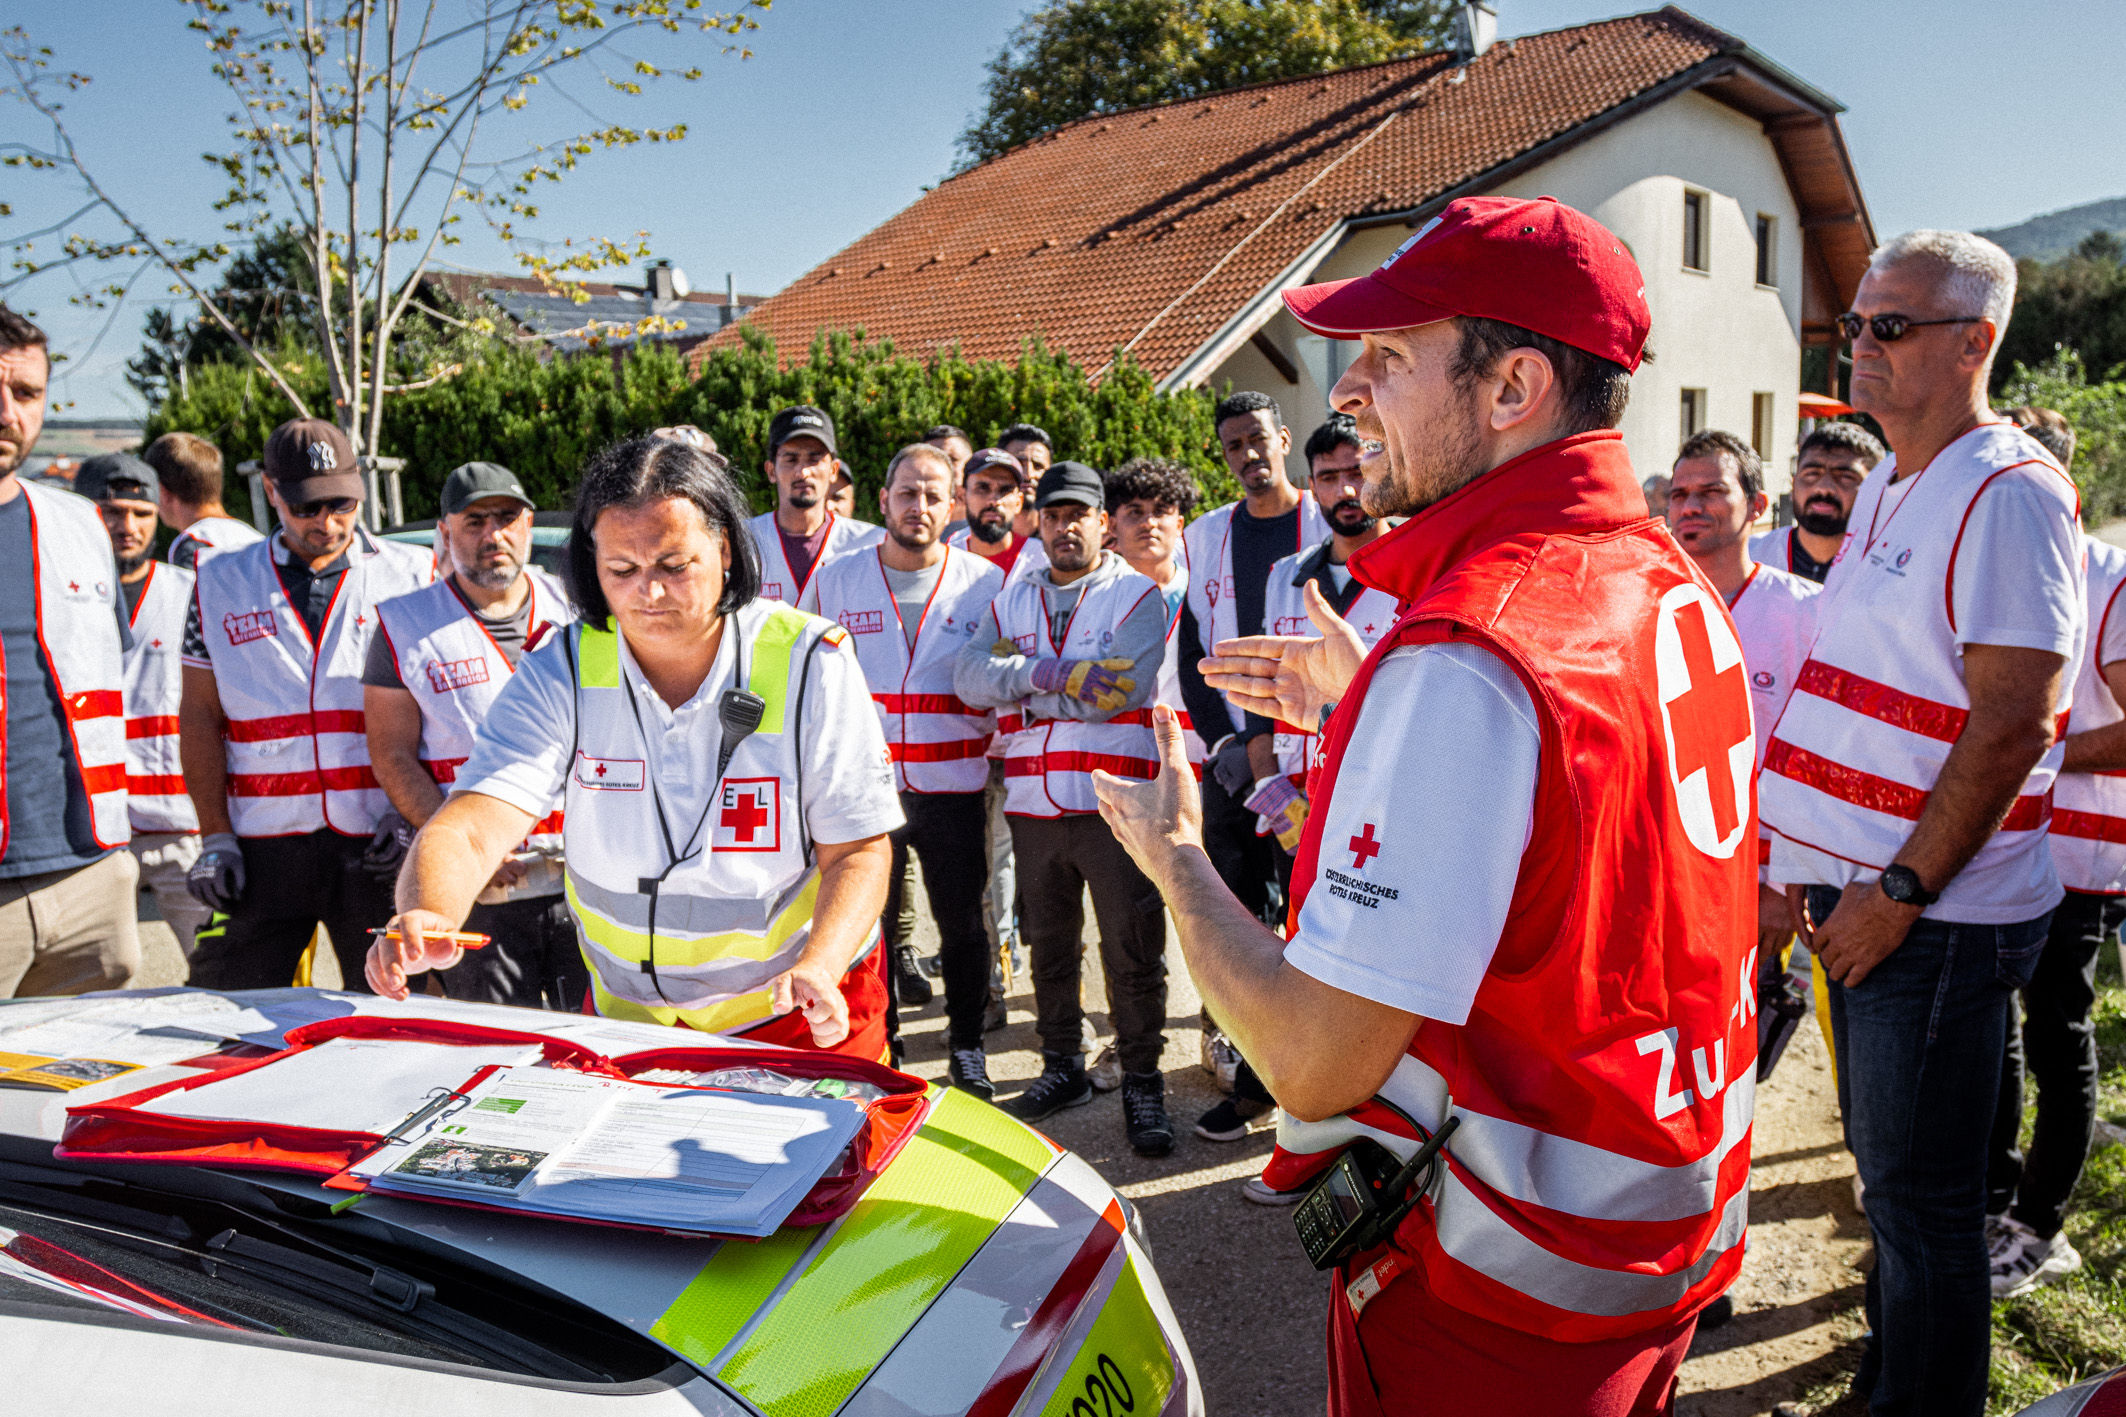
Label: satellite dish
xmin=669 ymin=267 xmax=691 ymax=298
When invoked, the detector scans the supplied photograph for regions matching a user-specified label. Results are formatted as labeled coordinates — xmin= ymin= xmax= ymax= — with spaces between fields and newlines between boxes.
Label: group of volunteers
xmin=0 ymin=189 xmax=2109 ymax=1413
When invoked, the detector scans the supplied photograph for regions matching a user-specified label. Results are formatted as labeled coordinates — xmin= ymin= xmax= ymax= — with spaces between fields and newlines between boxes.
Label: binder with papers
xmin=57 ymin=1011 xmax=932 ymax=1235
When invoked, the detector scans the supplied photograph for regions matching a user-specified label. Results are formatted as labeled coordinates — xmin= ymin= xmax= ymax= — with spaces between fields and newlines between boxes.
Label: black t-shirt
xmin=1228 ymin=503 xmax=1300 ymax=642
xmin=362 ymin=579 xmax=535 ymax=689
xmin=120 ymin=570 xmax=152 ymax=622
xmin=1782 ymin=528 xmax=1835 ymax=585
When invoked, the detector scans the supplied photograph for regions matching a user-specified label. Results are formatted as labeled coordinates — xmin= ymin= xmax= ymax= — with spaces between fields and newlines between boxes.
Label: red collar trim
xmin=1347 ymin=430 xmax=1647 ymax=603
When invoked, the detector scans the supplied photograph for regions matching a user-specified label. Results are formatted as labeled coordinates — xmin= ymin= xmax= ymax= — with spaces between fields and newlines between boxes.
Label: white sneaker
xmin=1242 ymin=1174 xmax=1307 ymax=1207
xmin=1199 ymin=1025 xmax=1240 ymax=1094
xmin=1993 ymin=1220 xmax=2082 ymax=1298
xmin=1088 ymin=1045 xmax=1123 ymax=1093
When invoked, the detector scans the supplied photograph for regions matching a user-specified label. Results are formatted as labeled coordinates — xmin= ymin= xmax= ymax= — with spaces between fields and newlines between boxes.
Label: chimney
xmin=1451 ymin=2 xmax=1497 ymax=60
xmin=720 ymin=271 xmax=745 ymax=329
xmin=646 ymin=260 xmax=688 ymax=303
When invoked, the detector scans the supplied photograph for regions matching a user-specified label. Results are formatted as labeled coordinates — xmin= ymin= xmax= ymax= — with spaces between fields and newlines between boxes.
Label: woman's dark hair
xmin=566 ymin=435 xmax=761 ymax=628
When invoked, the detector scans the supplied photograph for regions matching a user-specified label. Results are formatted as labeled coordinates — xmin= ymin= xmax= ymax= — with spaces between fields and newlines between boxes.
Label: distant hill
xmin=1980 ymin=196 xmax=2126 ymax=262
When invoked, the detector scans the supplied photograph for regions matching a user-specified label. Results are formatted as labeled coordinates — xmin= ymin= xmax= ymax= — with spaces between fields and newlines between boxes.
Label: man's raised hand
xmin=364 ymin=909 xmax=466 ymax=999
xmin=1091 ymin=704 xmax=1204 ymax=884
xmin=1200 ymin=580 xmax=1369 ymax=732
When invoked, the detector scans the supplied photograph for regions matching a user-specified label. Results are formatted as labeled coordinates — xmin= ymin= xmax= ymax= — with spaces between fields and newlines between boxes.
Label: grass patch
xmin=1987 ymin=945 xmax=2126 ymax=1413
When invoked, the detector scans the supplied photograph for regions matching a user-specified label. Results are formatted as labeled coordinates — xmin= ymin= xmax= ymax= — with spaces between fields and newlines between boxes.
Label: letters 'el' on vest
xmin=562 ymin=601 xmax=873 ymax=1036
xmin=1267 ymin=432 xmax=1759 ymax=1343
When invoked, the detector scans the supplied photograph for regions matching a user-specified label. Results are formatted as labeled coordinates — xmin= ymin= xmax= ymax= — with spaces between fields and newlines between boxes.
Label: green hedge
xmin=144 ymin=326 xmax=1243 ymax=524
xmin=1998 ymin=351 xmax=2126 ymax=525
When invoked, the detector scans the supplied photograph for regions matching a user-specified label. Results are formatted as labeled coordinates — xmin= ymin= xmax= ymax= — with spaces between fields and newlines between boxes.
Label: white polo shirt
xmin=1727 ymin=563 xmax=1821 ymax=772
xmin=454 ymin=611 xmax=903 ymax=850
xmin=1284 ymin=641 xmax=1540 ymax=1026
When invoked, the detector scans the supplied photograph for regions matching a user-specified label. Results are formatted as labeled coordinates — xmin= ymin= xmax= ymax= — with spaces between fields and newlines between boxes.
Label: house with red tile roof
xmin=695 ymin=6 xmax=1870 ymax=501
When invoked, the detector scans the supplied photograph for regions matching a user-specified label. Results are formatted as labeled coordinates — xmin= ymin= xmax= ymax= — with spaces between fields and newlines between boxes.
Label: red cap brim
xmin=1282 ymin=274 xmax=1456 ymax=338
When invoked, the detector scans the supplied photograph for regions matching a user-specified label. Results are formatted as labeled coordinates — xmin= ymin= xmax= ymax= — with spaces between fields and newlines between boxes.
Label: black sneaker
xmin=1194 ymin=1095 xmax=1274 ymax=1142
xmin=948 ymin=1048 xmax=995 ymax=1102
xmin=1122 ymin=1070 xmax=1175 ymax=1157
xmin=983 ymin=986 xmax=1009 ymax=1033
xmin=1007 ymin=1053 xmax=1093 ymax=1122
xmin=892 ymin=945 xmax=933 ymax=1007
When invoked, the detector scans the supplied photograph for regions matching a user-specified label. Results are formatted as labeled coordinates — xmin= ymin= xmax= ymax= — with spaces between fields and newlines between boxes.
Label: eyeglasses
xmin=285 ymin=496 xmax=359 ymax=519
xmin=1836 ymin=312 xmax=1983 ymax=344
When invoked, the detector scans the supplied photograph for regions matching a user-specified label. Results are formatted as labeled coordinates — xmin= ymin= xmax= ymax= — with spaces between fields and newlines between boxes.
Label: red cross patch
xmin=713 ymin=778 xmax=782 ymax=853
xmin=1654 ymin=582 xmax=1754 ymax=859
xmin=572 ymin=753 xmax=644 ymax=791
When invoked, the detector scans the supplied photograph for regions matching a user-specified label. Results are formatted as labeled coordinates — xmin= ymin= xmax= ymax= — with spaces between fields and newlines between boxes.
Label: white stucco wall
xmin=1216 ymin=88 xmax=1805 ymax=505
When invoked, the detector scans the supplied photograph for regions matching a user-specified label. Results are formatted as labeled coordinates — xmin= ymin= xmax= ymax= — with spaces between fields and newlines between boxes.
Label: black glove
xmin=362 ymin=810 xmax=414 ymax=878
xmin=1209 ymin=734 xmax=1254 ymax=797
xmin=186 ymin=832 xmax=246 ymax=914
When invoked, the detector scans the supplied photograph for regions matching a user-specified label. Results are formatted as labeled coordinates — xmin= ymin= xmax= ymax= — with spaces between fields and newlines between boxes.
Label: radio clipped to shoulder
xmin=1293 ymin=1112 xmax=1459 ymax=1272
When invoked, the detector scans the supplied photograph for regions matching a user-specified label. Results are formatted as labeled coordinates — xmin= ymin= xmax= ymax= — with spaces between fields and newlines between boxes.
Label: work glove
xmin=1246 ymin=775 xmax=1309 ymax=853
xmin=186 ymin=832 xmax=246 ymax=914
xmin=1208 ymin=734 xmax=1255 ymax=798
xmin=362 ymin=809 xmax=414 ymax=878
xmin=1030 ymin=657 xmax=1136 ymax=713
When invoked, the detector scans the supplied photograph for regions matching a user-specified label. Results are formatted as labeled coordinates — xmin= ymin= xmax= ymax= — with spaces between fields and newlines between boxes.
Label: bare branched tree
xmin=3 ymin=1 xmax=768 ymax=454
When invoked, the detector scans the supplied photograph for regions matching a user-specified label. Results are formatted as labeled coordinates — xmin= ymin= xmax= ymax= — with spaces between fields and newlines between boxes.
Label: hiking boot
xmin=1992 ymin=1217 xmax=2083 ymax=1298
xmin=1007 ymin=1053 xmax=1093 ymax=1122
xmin=1122 ymin=1070 xmax=1174 ymax=1158
xmin=1194 ymin=1094 xmax=1274 ymax=1142
xmin=948 ymin=1048 xmax=995 ymax=1102
xmin=892 ymin=945 xmax=933 ymax=1007
xmin=1088 ymin=1044 xmax=1124 ymax=1092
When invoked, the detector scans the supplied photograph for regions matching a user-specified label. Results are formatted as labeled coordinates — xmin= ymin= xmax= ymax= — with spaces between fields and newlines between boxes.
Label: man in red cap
xmin=1092 ymin=196 xmax=1757 ymax=1414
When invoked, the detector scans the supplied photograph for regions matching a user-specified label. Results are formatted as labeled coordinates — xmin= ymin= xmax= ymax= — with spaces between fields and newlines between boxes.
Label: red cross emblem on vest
xmin=1655 ymin=584 xmax=1754 ymax=858
xmin=714 ymin=778 xmax=782 ymax=853
xmin=1349 ymin=822 xmax=1382 ymax=869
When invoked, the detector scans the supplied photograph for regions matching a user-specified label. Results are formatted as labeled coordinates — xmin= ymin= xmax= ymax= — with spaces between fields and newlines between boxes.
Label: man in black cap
xmin=750 ymin=404 xmax=881 ymax=604
xmin=179 ymin=417 xmax=432 ymax=989
xmin=956 ymin=461 xmax=1178 ymax=1156
xmin=77 ymin=454 xmax=212 ymax=955
xmin=363 ymin=462 xmax=585 ymax=1008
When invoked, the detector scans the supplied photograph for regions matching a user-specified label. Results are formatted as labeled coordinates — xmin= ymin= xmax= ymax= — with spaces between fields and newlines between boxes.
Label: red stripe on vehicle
xmin=965 ymin=1199 xmax=1127 ymax=1417
xmin=1765 ymin=740 xmax=2050 ymax=830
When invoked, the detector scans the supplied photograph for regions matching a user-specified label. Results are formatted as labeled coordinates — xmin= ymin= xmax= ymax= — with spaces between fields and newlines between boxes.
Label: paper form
xmin=137 ymin=1038 xmax=543 ymax=1134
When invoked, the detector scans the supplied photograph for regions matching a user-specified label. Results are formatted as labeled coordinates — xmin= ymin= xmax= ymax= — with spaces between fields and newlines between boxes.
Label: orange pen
xmin=368 ymin=927 xmax=492 ymax=950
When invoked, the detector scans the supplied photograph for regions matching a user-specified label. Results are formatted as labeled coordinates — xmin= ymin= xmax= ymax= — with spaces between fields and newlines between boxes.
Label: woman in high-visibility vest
xmin=368 ymin=435 xmax=904 ymax=1058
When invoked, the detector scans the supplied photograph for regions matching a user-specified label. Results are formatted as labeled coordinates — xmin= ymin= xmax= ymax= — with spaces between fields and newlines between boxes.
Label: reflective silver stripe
xmin=575 ymin=927 xmax=810 ymax=1010
xmin=1432 ymin=1170 xmax=1748 ymax=1318
xmin=566 ymin=868 xmax=814 ymax=938
xmin=1277 ymin=1053 xmax=1754 ymax=1225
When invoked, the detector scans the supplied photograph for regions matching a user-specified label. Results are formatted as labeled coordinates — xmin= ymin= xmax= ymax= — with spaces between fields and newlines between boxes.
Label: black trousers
xmin=1988 ymin=888 xmax=2121 ymax=1237
xmin=1010 ymin=811 xmax=1167 ymax=1075
xmin=188 ymin=830 xmax=395 ymax=992
xmin=1201 ymin=772 xmax=1277 ymax=922
xmin=881 ymin=791 xmax=993 ymax=1050
xmin=442 ymin=892 xmax=590 ymax=1013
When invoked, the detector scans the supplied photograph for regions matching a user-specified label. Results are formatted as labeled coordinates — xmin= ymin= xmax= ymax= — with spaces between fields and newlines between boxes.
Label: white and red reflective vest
xmin=2053 ymin=535 xmax=2126 ymax=895
xmin=169 ymin=514 xmax=262 ymax=570
xmin=121 ymin=562 xmax=199 ymax=834
xmin=1726 ymin=563 xmax=1820 ymax=882
xmin=2 ymin=483 xmax=130 ymax=855
xmin=1181 ymin=495 xmax=1326 ymax=743
xmin=802 ymin=545 xmax=1002 ymax=794
xmin=1760 ymin=424 xmax=2082 ymax=921
xmin=946 ymin=527 xmax=1046 ymax=586
xmin=990 ymin=556 xmax=1163 ymax=817
xmin=374 ymin=570 xmax=573 ymax=895
xmin=1262 ymin=539 xmax=1399 ymax=785
xmin=190 ymin=530 xmax=432 ymax=837
xmin=747 ymin=510 xmax=882 ymax=605
xmin=1148 ymin=563 xmax=1206 ymax=771
xmin=1265 ymin=432 xmax=1756 ymax=1343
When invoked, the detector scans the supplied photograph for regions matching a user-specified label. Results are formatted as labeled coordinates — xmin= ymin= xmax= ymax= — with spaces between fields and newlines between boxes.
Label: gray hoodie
xmin=954 ymin=550 xmax=1168 ymax=722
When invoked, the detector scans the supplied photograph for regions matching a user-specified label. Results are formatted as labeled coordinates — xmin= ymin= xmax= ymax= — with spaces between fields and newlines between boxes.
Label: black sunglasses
xmin=1837 ymin=312 xmax=1983 ymax=344
xmin=285 ymin=496 xmax=360 ymax=519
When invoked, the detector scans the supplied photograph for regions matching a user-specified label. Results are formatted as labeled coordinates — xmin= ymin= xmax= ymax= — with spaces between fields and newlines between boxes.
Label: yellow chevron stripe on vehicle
xmin=1040 ymin=1257 xmax=1176 ymax=1417
xmin=711 ymin=1087 xmax=1054 ymax=1417
xmin=648 ymin=1225 xmax=818 ymax=1368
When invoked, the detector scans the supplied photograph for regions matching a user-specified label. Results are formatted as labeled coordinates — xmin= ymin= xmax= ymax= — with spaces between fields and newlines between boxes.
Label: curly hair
xmin=1104 ymin=456 xmax=1202 ymax=519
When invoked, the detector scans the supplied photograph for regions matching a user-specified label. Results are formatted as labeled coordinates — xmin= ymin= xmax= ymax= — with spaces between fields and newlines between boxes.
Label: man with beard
xmin=180 ymin=418 xmax=433 ymax=990
xmin=949 ymin=446 xmax=1046 ymax=583
xmin=803 ymin=444 xmax=1003 ymax=1095
xmin=1749 ymin=423 xmax=1884 ymax=583
xmin=1099 ymin=197 xmax=1755 ymax=1412
xmin=749 ymin=405 xmax=881 ymax=604
xmin=1197 ymin=414 xmax=1398 ymax=1154
xmin=1180 ymin=392 xmax=1327 ymax=926
xmin=957 ymin=461 xmax=1176 ymax=1156
xmin=999 ymin=423 xmax=1053 ymax=544
xmin=364 ymin=463 xmax=584 ymax=1009
xmin=78 ymin=454 xmax=210 ymax=955
xmin=0 ymin=313 xmax=141 ymax=997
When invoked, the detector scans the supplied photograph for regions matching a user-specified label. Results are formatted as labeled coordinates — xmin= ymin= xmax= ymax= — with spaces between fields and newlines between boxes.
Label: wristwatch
xmin=1877 ymin=864 xmax=1939 ymax=908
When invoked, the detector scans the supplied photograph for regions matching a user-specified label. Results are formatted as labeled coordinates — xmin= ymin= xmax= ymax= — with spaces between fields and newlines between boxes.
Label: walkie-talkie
xmin=716 ymin=689 xmax=768 ymax=779
xmin=1293 ymin=1114 xmax=1460 ymax=1271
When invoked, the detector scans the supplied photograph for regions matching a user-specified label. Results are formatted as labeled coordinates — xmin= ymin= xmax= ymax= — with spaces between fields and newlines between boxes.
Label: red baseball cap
xmin=1282 ymin=196 xmax=1651 ymax=371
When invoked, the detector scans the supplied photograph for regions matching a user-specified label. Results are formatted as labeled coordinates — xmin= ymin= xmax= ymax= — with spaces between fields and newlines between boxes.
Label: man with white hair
xmin=1760 ymin=231 xmax=2083 ymax=1417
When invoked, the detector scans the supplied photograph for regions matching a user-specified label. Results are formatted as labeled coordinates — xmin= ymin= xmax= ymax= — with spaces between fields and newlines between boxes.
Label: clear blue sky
xmin=9 ymin=0 xmax=2122 ymax=420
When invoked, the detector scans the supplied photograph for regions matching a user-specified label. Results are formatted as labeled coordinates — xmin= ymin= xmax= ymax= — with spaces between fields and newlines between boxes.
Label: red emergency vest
xmin=1281 ymin=431 xmax=1758 ymax=1343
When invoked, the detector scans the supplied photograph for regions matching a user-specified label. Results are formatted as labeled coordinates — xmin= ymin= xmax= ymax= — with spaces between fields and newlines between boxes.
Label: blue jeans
xmin=1806 ymin=885 xmax=2049 ymax=1417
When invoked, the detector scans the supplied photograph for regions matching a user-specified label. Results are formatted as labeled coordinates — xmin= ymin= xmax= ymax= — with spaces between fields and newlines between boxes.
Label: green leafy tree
xmin=958 ymin=0 xmax=1453 ymax=167
xmin=1998 ymin=350 xmax=2126 ymax=522
xmin=1995 ymin=232 xmax=2126 ymax=395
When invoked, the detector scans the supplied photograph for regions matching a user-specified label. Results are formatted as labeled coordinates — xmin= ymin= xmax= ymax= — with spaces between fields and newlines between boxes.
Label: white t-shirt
xmin=1934 ymin=471 xmax=2083 ymax=658
xmin=1284 ymin=641 xmax=1540 ymax=1026
xmin=1728 ymin=564 xmax=1821 ymax=772
xmin=454 ymin=614 xmax=904 ymax=848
